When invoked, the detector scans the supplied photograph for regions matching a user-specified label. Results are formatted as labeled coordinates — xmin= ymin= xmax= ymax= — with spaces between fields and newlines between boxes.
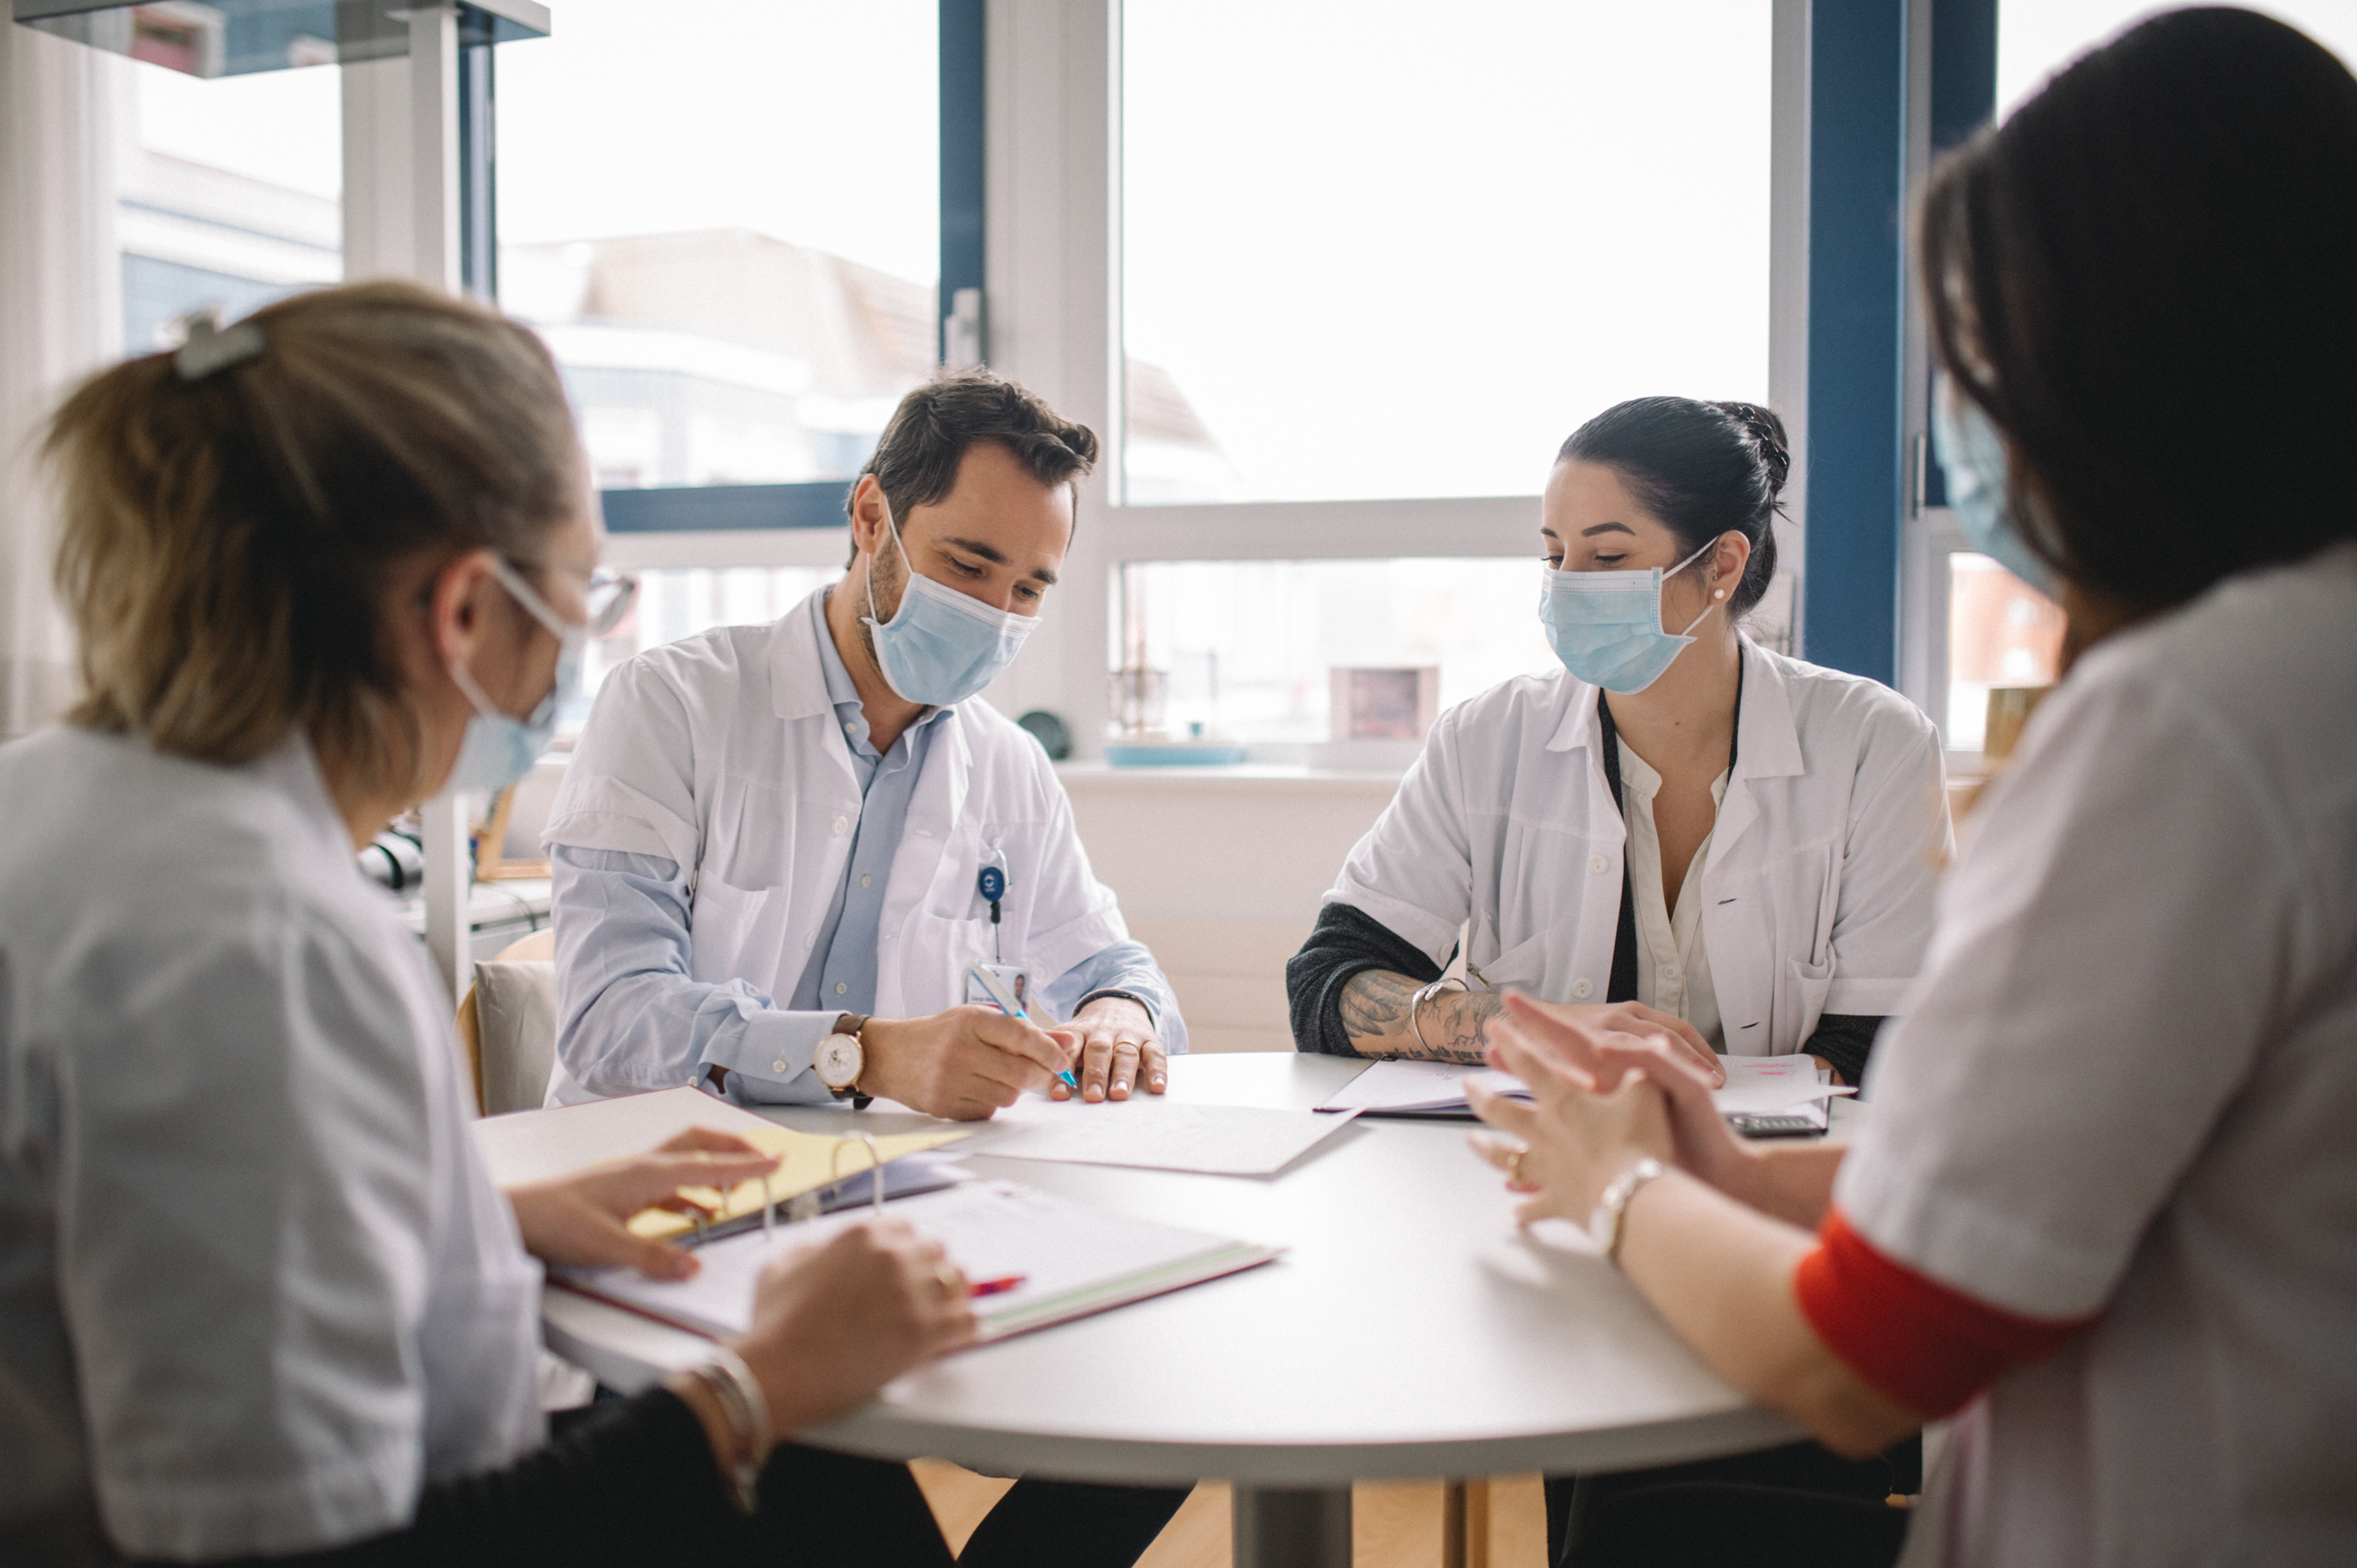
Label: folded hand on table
xmin=1048 ymin=994 xmax=1167 ymax=1102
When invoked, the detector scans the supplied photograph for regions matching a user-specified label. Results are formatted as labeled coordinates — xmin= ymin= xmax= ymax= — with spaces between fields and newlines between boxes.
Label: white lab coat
xmin=541 ymin=590 xmax=1132 ymax=1106
xmin=0 ymin=730 xmax=542 ymax=1558
xmin=1847 ymin=544 xmax=2357 ymax=1568
xmin=1327 ymin=642 xmax=1951 ymax=1056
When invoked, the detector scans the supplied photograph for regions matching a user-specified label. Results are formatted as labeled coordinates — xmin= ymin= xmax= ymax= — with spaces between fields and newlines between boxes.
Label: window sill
xmin=1055 ymin=760 xmax=1408 ymax=789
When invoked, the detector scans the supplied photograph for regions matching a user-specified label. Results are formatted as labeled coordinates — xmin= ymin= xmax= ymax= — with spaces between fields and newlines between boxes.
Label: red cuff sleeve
xmin=1794 ymin=1207 xmax=2093 ymax=1419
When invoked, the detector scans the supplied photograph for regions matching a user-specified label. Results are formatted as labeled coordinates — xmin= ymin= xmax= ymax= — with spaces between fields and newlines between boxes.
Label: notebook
xmin=1316 ymin=1054 xmax=1853 ymax=1127
xmin=555 ymin=1179 xmax=1282 ymax=1344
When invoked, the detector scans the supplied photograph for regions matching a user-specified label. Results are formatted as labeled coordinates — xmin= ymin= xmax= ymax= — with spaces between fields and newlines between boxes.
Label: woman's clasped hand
xmin=1464 ymin=993 xmax=1744 ymax=1225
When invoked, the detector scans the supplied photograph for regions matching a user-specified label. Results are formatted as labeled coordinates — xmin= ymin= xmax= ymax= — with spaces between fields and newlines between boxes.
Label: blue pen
xmin=967 ymin=960 xmax=1079 ymax=1090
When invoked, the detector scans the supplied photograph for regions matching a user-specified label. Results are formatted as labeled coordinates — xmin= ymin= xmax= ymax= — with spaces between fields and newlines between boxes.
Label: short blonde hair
xmin=46 ymin=280 xmax=583 ymax=793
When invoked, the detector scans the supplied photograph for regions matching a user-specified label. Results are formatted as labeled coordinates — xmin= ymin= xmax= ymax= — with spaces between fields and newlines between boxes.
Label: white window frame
xmin=601 ymin=1 xmax=1812 ymax=757
xmin=973 ymin=0 xmax=1815 ymax=757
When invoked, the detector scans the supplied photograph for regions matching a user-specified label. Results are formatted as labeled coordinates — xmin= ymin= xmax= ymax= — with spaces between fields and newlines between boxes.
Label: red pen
xmin=968 ymin=1275 xmax=1026 ymax=1299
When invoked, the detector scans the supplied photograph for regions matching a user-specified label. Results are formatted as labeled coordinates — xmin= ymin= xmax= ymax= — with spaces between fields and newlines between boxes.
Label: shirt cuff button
xmin=772 ymin=1059 xmax=788 ymax=1074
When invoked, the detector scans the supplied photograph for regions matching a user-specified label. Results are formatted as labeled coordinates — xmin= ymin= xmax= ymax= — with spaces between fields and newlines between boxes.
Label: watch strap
xmin=825 ymin=1014 xmax=870 ymax=1102
xmin=1076 ymin=987 xmax=1159 ymax=1030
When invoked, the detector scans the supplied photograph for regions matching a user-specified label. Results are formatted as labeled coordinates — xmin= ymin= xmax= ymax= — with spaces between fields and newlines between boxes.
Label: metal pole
xmin=1230 ymin=1485 xmax=1351 ymax=1568
xmin=407 ymin=2 xmax=471 ymax=1001
xmin=1442 ymin=1478 xmax=1493 ymax=1568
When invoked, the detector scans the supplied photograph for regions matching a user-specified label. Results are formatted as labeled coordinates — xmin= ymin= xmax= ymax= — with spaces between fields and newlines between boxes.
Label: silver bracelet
xmin=687 ymin=1344 xmax=772 ymax=1513
xmin=1409 ymin=976 xmax=1467 ymax=1053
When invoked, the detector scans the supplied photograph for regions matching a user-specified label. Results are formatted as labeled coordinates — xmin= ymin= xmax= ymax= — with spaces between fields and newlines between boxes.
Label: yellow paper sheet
xmin=627 ymin=1123 xmax=968 ymax=1240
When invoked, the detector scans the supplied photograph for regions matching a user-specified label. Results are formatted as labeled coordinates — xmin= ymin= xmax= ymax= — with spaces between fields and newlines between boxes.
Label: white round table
xmin=537 ymin=1053 xmax=1800 ymax=1566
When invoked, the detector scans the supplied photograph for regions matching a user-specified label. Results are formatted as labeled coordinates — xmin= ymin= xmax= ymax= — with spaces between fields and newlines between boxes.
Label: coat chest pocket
xmin=687 ymin=878 xmax=787 ymax=985
xmin=926 ymin=833 xmax=1010 ymax=923
xmin=704 ymin=775 xmax=798 ymax=894
xmin=1754 ymin=841 xmax=1838 ymax=969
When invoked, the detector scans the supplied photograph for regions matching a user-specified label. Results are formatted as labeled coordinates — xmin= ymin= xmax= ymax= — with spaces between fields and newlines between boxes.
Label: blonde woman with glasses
xmin=0 ymin=284 xmax=986 ymax=1568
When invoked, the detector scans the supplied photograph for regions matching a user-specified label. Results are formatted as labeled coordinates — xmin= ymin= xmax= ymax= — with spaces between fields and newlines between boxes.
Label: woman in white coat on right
xmin=1473 ymin=11 xmax=2357 ymax=1566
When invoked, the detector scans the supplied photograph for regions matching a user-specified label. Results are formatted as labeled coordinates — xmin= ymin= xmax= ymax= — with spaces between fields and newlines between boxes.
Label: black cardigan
xmin=1286 ymin=690 xmax=1884 ymax=1086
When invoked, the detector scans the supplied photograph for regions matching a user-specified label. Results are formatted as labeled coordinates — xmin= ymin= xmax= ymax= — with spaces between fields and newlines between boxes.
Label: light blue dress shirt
xmin=552 ymin=608 xmax=1182 ymax=1105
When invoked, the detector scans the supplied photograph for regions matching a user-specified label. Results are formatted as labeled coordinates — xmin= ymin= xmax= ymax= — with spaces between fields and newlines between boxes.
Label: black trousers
xmin=1542 ymin=1435 xmax=1919 ymax=1568
xmin=741 ymin=1444 xmax=1188 ymax=1568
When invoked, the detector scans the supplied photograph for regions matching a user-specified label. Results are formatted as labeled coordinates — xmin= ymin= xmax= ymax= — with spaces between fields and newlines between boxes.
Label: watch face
xmin=815 ymin=1033 xmax=862 ymax=1090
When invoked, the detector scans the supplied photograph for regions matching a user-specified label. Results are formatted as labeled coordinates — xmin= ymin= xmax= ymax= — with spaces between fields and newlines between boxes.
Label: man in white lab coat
xmin=540 ymin=371 xmax=1189 ymax=1564
xmin=543 ymin=370 xmax=1185 ymax=1120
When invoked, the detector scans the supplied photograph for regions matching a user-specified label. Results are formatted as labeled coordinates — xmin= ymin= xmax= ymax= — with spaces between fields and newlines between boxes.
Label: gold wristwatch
xmin=814 ymin=1013 xmax=868 ymax=1101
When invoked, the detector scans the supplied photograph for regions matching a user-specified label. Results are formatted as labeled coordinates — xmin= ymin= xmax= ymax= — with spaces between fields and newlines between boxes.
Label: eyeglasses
xmin=579 ymin=567 xmax=640 ymax=638
xmin=495 ymin=559 xmax=640 ymax=639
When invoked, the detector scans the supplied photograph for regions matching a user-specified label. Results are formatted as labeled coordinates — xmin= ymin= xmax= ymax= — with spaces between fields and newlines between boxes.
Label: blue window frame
xmin=524 ymin=2 xmax=980 ymax=539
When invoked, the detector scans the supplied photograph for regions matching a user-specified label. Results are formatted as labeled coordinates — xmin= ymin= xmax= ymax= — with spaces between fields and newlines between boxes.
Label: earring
xmin=1714 ymin=588 xmax=1728 ymax=600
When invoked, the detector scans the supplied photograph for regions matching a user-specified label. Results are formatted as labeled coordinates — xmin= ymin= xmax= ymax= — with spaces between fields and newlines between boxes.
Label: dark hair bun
xmin=1714 ymin=401 xmax=1791 ymax=497
xmin=1556 ymin=395 xmax=1787 ymax=620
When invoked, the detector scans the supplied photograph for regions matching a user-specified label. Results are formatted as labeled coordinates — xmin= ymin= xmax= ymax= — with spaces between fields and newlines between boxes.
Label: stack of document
xmin=555 ymin=1180 xmax=1281 ymax=1344
xmin=1317 ymin=1054 xmax=1854 ymax=1129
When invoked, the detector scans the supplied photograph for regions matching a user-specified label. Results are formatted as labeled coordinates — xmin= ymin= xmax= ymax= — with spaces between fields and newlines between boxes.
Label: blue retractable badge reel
xmin=978 ymin=866 xmax=1007 ymax=961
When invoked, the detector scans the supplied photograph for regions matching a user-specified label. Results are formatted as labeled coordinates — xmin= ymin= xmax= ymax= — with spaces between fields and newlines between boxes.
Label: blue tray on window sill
xmin=1104 ymin=743 xmax=1251 ymax=768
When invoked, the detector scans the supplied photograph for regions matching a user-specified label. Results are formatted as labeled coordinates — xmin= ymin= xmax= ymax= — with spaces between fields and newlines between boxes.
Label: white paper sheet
xmin=555 ymin=1180 xmax=1278 ymax=1342
xmin=972 ymin=1095 xmax=1358 ymax=1176
xmin=1711 ymin=1055 xmax=1857 ymax=1116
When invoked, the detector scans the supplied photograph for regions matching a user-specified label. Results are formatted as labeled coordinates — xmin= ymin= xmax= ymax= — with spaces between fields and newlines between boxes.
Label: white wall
xmin=1059 ymin=765 xmax=1398 ymax=1052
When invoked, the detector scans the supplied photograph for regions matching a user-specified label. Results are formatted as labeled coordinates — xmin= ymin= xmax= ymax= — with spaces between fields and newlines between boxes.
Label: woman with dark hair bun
xmin=1474 ymin=10 xmax=2357 ymax=1566
xmin=1286 ymin=391 xmax=1952 ymax=1560
xmin=1288 ymin=392 xmax=1949 ymax=1087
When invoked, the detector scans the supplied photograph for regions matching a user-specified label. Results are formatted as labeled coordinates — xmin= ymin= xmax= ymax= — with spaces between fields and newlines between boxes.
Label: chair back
xmin=454 ymin=929 xmax=558 ymax=1114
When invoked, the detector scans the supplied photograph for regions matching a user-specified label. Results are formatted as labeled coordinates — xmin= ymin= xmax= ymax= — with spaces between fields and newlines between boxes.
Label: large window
xmin=1120 ymin=1 xmax=1773 ymax=507
xmin=1114 ymin=558 xmax=1552 ymax=747
xmin=1918 ymin=0 xmax=2357 ymax=761
xmin=495 ymin=0 xmax=937 ymax=495
xmin=119 ymin=58 xmax=343 ymax=354
xmin=1097 ymin=1 xmax=1783 ymax=758
xmin=1997 ymin=1 xmax=2357 ymax=112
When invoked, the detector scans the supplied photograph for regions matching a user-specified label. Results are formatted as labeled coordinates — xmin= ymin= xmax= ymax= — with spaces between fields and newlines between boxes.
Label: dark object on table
xmin=1017 ymin=709 xmax=1072 ymax=760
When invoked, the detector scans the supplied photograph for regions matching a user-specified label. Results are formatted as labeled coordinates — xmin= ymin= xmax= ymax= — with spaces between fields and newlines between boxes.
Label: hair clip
xmin=172 ymin=310 xmax=266 ymax=382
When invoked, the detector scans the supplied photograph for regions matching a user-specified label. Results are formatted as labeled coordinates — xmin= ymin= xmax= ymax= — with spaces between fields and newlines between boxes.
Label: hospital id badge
xmin=966 ymin=963 xmax=1031 ymax=1013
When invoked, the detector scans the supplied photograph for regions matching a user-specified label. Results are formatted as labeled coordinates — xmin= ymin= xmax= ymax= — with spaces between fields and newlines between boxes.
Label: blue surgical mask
xmin=1933 ymin=372 xmax=2060 ymax=599
xmin=445 ymin=561 xmax=583 ymax=795
xmin=1538 ymin=536 xmax=1721 ymax=694
xmin=862 ymin=502 xmax=1038 ymax=706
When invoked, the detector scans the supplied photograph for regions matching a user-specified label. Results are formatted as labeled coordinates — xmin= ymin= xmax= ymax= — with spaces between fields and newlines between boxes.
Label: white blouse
xmin=1614 ymin=741 xmax=1729 ymax=1049
xmin=0 ymin=731 xmax=544 ymax=1559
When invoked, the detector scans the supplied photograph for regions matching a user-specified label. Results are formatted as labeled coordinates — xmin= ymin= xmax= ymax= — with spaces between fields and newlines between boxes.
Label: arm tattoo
xmin=1339 ymin=971 xmax=1503 ymax=1064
